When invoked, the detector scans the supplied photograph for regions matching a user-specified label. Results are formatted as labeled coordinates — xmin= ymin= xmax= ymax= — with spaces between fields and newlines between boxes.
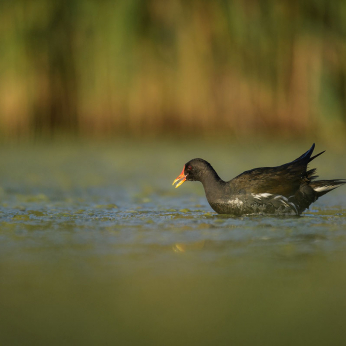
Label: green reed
xmin=1 ymin=0 xmax=346 ymax=140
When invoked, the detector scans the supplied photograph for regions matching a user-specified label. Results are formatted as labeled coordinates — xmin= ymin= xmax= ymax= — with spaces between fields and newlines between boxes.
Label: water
xmin=1 ymin=140 xmax=346 ymax=346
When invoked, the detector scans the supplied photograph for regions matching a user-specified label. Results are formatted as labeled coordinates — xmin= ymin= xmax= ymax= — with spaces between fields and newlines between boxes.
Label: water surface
xmin=1 ymin=140 xmax=346 ymax=345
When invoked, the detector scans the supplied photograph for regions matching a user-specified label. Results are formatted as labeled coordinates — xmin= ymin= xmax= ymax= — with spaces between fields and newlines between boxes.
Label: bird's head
xmin=172 ymin=159 xmax=212 ymax=188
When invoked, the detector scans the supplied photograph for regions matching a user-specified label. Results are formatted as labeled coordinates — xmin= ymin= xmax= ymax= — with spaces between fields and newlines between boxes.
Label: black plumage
xmin=172 ymin=144 xmax=346 ymax=215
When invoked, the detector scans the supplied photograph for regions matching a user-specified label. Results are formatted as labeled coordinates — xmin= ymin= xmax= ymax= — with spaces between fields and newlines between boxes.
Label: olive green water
xmin=1 ymin=140 xmax=346 ymax=346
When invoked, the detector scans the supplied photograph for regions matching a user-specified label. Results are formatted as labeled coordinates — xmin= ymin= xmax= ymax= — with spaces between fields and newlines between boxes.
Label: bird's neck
xmin=200 ymin=168 xmax=225 ymax=200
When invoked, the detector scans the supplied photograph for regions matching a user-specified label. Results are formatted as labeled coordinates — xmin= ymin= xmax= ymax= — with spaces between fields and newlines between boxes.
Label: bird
xmin=172 ymin=144 xmax=346 ymax=216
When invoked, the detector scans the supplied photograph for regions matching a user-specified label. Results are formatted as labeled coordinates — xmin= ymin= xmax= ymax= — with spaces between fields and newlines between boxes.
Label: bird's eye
xmin=187 ymin=165 xmax=192 ymax=170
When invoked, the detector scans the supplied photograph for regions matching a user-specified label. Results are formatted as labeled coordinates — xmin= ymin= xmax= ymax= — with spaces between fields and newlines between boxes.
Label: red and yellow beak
xmin=172 ymin=166 xmax=186 ymax=188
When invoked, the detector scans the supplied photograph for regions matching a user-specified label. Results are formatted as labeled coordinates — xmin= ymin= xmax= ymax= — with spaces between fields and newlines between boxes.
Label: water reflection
xmin=173 ymin=240 xmax=206 ymax=253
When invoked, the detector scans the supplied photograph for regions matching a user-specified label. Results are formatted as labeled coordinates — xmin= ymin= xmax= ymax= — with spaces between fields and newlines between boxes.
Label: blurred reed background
xmin=1 ymin=0 xmax=346 ymax=141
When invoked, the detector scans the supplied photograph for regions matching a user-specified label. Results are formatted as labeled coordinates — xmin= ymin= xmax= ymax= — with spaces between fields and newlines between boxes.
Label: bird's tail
xmin=291 ymin=143 xmax=325 ymax=165
xmin=311 ymin=179 xmax=346 ymax=197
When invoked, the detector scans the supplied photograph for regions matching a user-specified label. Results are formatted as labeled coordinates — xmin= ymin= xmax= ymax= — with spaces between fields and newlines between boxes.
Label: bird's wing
xmin=229 ymin=144 xmax=324 ymax=197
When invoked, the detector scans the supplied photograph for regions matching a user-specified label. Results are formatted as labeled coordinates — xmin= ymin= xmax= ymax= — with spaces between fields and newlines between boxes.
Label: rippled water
xmin=1 ymin=140 xmax=346 ymax=345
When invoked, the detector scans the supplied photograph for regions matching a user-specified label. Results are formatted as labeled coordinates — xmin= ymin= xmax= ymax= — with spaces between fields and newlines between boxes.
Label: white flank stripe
xmin=228 ymin=198 xmax=244 ymax=206
xmin=252 ymin=193 xmax=272 ymax=200
xmin=251 ymin=192 xmax=299 ymax=214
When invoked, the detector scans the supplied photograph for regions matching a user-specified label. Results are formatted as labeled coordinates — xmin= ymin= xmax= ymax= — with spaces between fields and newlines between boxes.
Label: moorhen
xmin=172 ymin=144 xmax=345 ymax=215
